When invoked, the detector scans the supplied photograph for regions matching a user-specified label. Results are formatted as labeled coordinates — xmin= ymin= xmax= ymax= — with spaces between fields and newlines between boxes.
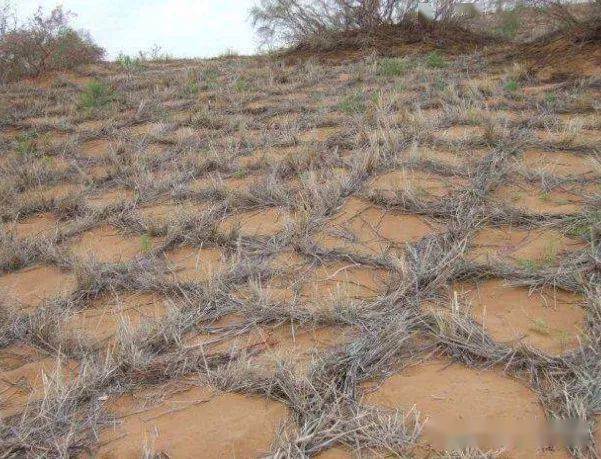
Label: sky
xmin=15 ymin=0 xmax=259 ymax=59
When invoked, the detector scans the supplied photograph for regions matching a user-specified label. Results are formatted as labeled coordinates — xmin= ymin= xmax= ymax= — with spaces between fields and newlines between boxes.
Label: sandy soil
xmin=0 ymin=44 xmax=598 ymax=457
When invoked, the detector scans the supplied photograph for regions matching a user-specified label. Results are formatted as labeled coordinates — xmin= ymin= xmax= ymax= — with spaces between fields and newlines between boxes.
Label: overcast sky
xmin=16 ymin=0 xmax=259 ymax=59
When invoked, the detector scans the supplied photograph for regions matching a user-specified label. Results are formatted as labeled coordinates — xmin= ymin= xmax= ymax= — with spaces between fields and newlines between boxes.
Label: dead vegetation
xmin=0 ymin=5 xmax=104 ymax=84
xmin=0 ymin=7 xmax=600 ymax=457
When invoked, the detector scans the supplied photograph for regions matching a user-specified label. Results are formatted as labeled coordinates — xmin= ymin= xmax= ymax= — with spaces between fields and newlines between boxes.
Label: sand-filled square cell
xmin=363 ymin=360 xmax=560 ymax=456
xmin=454 ymin=279 xmax=585 ymax=355
xmin=0 ymin=264 xmax=75 ymax=310
xmin=492 ymin=182 xmax=584 ymax=215
xmin=219 ymin=207 xmax=290 ymax=237
xmin=69 ymin=225 xmax=163 ymax=263
xmin=162 ymin=246 xmax=226 ymax=283
xmin=0 ymin=343 xmax=78 ymax=418
xmin=520 ymin=150 xmax=599 ymax=178
xmin=64 ymin=292 xmax=169 ymax=345
xmin=318 ymin=197 xmax=442 ymax=255
xmin=469 ymin=226 xmax=585 ymax=265
xmin=4 ymin=212 xmax=60 ymax=240
xmin=369 ymin=169 xmax=468 ymax=199
xmin=98 ymin=383 xmax=287 ymax=458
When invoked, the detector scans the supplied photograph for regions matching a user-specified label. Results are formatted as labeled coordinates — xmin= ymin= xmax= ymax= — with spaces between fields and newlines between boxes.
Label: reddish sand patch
xmin=493 ymin=182 xmax=584 ymax=215
xmin=315 ymin=447 xmax=352 ymax=458
xmin=171 ymin=126 xmax=198 ymax=142
xmin=523 ymin=83 xmax=563 ymax=96
xmin=191 ymin=173 xmax=259 ymax=193
xmin=64 ymin=292 xmax=168 ymax=345
xmin=170 ymin=111 xmax=193 ymax=124
xmin=98 ymin=383 xmax=287 ymax=458
xmin=77 ymin=119 xmax=107 ymax=132
xmin=219 ymin=207 xmax=290 ymax=237
xmin=183 ymin=317 xmax=346 ymax=375
xmin=318 ymin=197 xmax=441 ymax=255
xmin=258 ymin=325 xmax=343 ymax=365
xmin=593 ymin=415 xmax=601 ymax=456
xmin=369 ymin=169 xmax=467 ymax=199
xmin=70 ymin=225 xmax=161 ymax=263
xmin=244 ymin=99 xmax=273 ymax=113
xmin=0 ymin=344 xmax=78 ymax=418
xmin=6 ymin=212 xmax=59 ymax=240
xmin=137 ymin=201 xmax=209 ymax=226
xmin=241 ymin=258 xmax=389 ymax=306
xmin=534 ymin=127 xmax=600 ymax=147
xmin=25 ymin=116 xmax=67 ymax=128
xmin=239 ymin=146 xmax=301 ymax=169
xmin=80 ymin=139 xmax=114 ymax=158
xmin=20 ymin=183 xmax=82 ymax=205
xmin=433 ymin=125 xmax=485 ymax=143
xmin=363 ymin=360 xmax=557 ymax=456
xmin=128 ymin=122 xmax=165 ymax=138
xmin=82 ymin=165 xmax=111 ymax=182
xmin=303 ymin=262 xmax=389 ymax=303
xmin=145 ymin=143 xmax=168 ymax=156
xmin=0 ymin=265 xmax=75 ymax=310
xmin=268 ymin=112 xmax=302 ymax=129
xmin=520 ymin=150 xmax=598 ymax=178
xmin=470 ymin=226 xmax=584 ymax=265
xmin=87 ymin=189 xmax=134 ymax=208
xmin=417 ymin=147 xmax=487 ymax=168
xmin=298 ymin=126 xmax=342 ymax=142
xmin=162 ymin=246 xmax=226 ymax=283
xmin=453 ymin=279 xmax=585 ymax=355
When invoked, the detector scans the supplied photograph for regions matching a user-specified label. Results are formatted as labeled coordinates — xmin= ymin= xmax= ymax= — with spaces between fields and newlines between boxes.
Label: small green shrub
xmin=377 ymin=57 xmax=407 ymax=77
xmin=140 ymin=234 xmax=152 ymax=253
xmin=568 ymin=224 xmax=592 ymax=240
xmin=233 ymin=168 xmax=248 ymax=179
xmin=234 ymin=78 xmax=250 ymax=92
xmin=186 ymin=80 xmax=199 ymax=95
xmin=517 ymin=258 xmax=542 ymax=271
xmin=338 ymin=92 xmax=365 ymax=114
xmin=426 ymin=51 xmax=446 ymax=69
xmin=184 ymin=71 xmax=200 ymax=95
xmin=116 ymin=53 xmax=145 ymax=72
xmin=498 ymin=8 xmax=521 ymax=39
xmin=504 ymin=80 xmax=519 ymax=92
xmin=16 ymin=131 xmax=39 ymax=157
xmin=544 ymin=93 xmax=557 ymax=105
xmin=79 ymin=80 xmax=114 ymax=109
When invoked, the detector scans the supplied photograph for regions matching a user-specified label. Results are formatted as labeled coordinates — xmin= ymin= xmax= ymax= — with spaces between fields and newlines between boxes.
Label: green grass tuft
xmin=377 ymin=57 xmax=408 ymax=77
xmin=79 ymin=80 xmax=115 ymax=110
